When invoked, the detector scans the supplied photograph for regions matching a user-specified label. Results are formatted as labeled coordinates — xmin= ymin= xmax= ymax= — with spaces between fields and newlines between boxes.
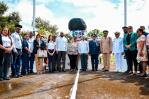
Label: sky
xmin=1 ymin=0 xmax=149 ymax=37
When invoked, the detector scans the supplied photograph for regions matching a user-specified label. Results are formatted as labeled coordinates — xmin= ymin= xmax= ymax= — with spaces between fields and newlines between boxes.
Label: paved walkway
xmin=0 ymin=55 xmax=149 ymax=99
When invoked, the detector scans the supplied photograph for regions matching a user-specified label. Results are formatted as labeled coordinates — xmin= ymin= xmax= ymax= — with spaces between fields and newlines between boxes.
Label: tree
xmin=8 ymin=12 xmax=21 ymax=24
xmin=87 ymin=29 xmax=103 ymax=38
xmin=65 ymin=33 xmax=72 ymax=42
xmin=7 ymin=12 xmax=21 ymax=32
xmin=0 ymin=1 xmax=8 ymax=16
xmin=0 ymin=2 xmax=21 ymax=33
xmin=35 ymin=17 xmax=58 ymax=36
xmin=0 ymin=2 xmax=8 ymax=31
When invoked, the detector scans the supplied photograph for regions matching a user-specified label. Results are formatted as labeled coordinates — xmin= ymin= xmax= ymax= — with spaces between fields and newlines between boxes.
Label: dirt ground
xmin=77 ymin=71 xmax=149 ymax=99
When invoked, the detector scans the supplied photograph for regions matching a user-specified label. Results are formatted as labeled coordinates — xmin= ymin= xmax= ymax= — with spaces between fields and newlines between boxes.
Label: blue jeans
xmin=0 ymin=56 xmax=3 ymax=79
xmin=48 ymin=49 xmax=55 ymax=72
xmin=2 ymin=53 xmax=12 ymax=79
xmin=29 ymin=53 xmax=35 ymax=73
xmin=12 ymin=49 xmax=22 ymax=76
xmin=91 ymin=54 xmax=99 ymax=70
xmin=21 ymin=53 xmax=29 ymax=75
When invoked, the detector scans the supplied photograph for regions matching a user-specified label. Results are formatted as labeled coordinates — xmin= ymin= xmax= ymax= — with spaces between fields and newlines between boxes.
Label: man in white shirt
xmin=56 ymin=32 xmax=68 ymax=72
xmin=11 ymin=24 xmax=22 ymax=78
xmin=112 ymin=32 xmax=124 ymax=72
xmin=78 ymin=37 xmax=89 ymax=71
xmin=28 ymin=32 xmax=35 ymax=73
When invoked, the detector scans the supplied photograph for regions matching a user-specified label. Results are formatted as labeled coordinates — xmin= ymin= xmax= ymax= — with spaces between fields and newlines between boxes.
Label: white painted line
xmin=70 ymin=69 xmax=80 ymax=99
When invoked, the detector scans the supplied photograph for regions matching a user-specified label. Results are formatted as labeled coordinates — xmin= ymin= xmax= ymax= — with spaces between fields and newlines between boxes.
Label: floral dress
xmin=67 ymin=42 xmax=78 ymax=55
xmin=137 ymin=35 xmax=148 ymax=62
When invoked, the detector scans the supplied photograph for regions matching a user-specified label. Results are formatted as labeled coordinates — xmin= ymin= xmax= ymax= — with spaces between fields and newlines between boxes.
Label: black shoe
xmin=19 ymin=75 xmax=23 ymax=77
xmin=80 ymin=69 xmax=84 ymax=72
xmin=10 ymin=75 xmax=16 ymax=78
xmin=58 ymin=69 xmax=61 ymax=72
xmin=0 ymin=78 xmax=3 ymax=81
xmin=14 ymin=75 xmax=19 ymax=78
xmin=30 ymin=71 xmax=33 ymax=73
xmin=4 ymin=77 xmax=10 ymax=80
xmin=102 ymin=68 xmax=105 ymax=70
xmin=76 ymin=67 xmax=78 ymax=70
xmin=102 ymin=70 xmax=109 ymax=72
xmin=81 ymin=69 xmax=86 ymax=71
xmin=123 ymin=70 xmax=130 ymax=74
xmin=139 ymin=73 xmax=147 ymax=77
xmin=62 ymin=69 xmax=66 ymax=72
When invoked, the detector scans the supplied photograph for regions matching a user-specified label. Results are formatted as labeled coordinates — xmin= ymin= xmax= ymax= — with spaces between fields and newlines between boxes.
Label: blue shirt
xmin=89 ymin=39 xmax=100 ymax=54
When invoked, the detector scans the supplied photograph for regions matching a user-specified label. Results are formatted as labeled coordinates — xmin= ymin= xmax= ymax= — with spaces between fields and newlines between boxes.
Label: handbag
xmin=37 ymin=49 xmax=47 ymax=58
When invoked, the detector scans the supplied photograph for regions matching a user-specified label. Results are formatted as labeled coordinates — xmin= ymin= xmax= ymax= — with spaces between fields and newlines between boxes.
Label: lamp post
xmin=32 ymin=0 xmax=36 ymax=35
xmin=124 ymin=0 xmax=127 ymax=26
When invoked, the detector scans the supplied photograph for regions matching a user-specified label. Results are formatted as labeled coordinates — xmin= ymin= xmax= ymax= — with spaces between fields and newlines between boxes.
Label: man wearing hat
xmin=11 ymin=24 xmax=23 ymax=78
xmin=100 ymin=30 xmax=112 ymax=72
xmin=112 ymin=32 xmax=124 ymax=72
xmin=122 ymin=26 xmax=128 ymax=35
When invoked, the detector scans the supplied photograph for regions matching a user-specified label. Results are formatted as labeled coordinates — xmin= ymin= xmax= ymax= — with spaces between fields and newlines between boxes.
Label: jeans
xmin=90 ymin=54 xmax=99 ymax=70
xmin=11 ymin=49 xmax=22 ymax=76
xmin=29 ymin=53 xmax=35 ymax=73
xmin=57 ymin=51 xmax=66 ymax=71
xmin=80 ymin=54 xmax=88 ymax=70
xmin=48 ymin=49 xmax=55 ymax=72
xmin=0 ymin=56 xmax=3 ymax=79
xmin=2 ymin=53 xmax=12 ymax=79
xmin=125 ymin=50 xmax=138 ymax=72
xmin=21 ymin=53 xmax=29 ymax=75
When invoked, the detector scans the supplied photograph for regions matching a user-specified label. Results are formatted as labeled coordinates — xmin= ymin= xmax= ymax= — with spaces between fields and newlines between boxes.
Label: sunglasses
xmin=128 ymin=27 xmax=132 ymax=29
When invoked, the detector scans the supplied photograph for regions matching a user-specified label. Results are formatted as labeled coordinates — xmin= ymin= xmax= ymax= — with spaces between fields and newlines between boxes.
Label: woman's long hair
xmin=1 ymin=27 xmax=10 ymax=36
xmin=35 ymin=34 xmax=41 ymax=40
xmin=48 ymin=35 xmax=55 ymax=42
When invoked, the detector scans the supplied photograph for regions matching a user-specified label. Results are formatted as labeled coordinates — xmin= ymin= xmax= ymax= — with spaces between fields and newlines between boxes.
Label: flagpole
xmin=124 ymin=0 xmax=127 ymax=26
xmin=33 ymin=0 xmax=36 ymax=35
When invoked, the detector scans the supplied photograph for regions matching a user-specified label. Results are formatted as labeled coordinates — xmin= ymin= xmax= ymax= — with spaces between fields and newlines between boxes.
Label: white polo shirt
xmin=28 ymin=37 xmax=35 ymax=53
xmin=11 ymin=32 xmax=22 ymax=49
xmin=48 ymin=41 xmax=55 ymax=50
xmin=56 ymin=36 xmax=68 ymax=51
xmin=2 ymin=35 xmax=11 ymax=48
xmin=78 ymin=40 xmax=89 ymax=54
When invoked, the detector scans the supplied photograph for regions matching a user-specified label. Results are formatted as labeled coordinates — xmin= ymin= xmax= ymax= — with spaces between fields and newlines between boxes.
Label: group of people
xmin=101 ymin=26 xmax=149 ymax=78
xmin=0 ymin=24 xmax=149 ymax=81
xmin=122 ymin=26 xmax=149 ymax=77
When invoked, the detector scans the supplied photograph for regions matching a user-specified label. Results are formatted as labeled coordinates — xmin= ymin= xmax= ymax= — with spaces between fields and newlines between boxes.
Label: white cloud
xmin=4 ymin=0 xmax=55 ymax=31
xmin=72 ymin=1 xmax=123 ymax=37
xmin=64 ymin=0 xmax=149 ymax=37
xmin=63 ymin=0 xmax=102 ymax=7
xmin=123 ymin=0 xmax=149 ymax=31
xmin=35 ymin=0 xmax=54 ymax=4
xmin=3 ymin=0 xmax=149 ymax=37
